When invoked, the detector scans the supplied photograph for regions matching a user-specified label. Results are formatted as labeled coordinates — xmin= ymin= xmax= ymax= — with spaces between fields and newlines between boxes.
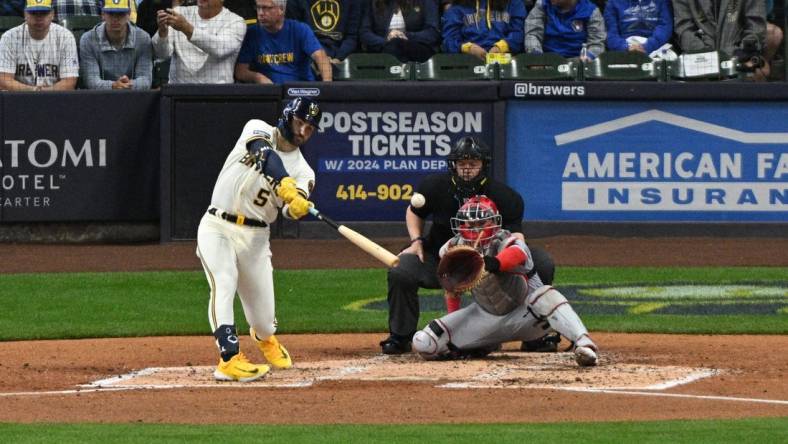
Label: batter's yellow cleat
xmin=251 ymin=329 xmax=293 ymax=369
xmin=214 ymin=352 xmax=270 ymax=382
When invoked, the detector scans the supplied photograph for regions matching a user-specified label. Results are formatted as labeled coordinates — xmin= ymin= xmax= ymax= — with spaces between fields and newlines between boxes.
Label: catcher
xmin=411 ymin=196 xmax=598 ymax=366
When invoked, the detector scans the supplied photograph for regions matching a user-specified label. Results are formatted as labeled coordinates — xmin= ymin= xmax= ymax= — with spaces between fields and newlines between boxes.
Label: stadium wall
xmin=0 ymin=82 xmax=785 ymax=242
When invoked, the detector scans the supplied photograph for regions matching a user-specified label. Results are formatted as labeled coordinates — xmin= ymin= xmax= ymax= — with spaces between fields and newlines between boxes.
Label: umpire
xmin=380 ymin=136 xmax=557 ymax=354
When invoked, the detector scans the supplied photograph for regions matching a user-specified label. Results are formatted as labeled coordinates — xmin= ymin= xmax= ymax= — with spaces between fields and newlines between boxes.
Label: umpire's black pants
xmin=385 ymin=246 xmax=555 ymax=342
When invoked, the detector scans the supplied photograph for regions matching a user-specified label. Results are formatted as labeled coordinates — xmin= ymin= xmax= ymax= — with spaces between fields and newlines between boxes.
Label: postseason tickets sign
xmin=507 ymin=102 xmax=788 ymax=222
xmin=303 ymin=102 xmax=494 ymax=221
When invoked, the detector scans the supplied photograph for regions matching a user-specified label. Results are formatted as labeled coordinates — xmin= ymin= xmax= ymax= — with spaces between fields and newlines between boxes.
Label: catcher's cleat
xmin=449 ymin=343 xmax=501 ymax=360
xmin=574 ymin=345 xmax=598 ymax=367
xmin=251 ymin=329 xmax=293 ymax=369
xmin=214 ymin=352 xmax=270 ymax=382
xmin=380 ymin=336 xmax=412 ymax=355
xmin=573 ymin=334 xmax=598 ymax=367
xmin=520 ymin=332 xmax=561 ymax=353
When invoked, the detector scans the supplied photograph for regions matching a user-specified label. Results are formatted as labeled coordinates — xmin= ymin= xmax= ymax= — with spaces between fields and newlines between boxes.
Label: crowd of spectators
xmin=0 ymin=0 xmax=784 ymax=90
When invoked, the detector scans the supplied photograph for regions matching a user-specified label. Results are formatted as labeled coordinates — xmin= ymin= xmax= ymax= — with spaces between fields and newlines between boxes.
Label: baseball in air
xmin=410 ymin=192 xmax=426 ymax=208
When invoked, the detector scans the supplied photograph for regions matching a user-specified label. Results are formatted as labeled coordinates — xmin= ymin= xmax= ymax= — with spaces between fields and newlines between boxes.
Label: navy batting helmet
xmin=447 ymin=136 xmax=491 ymax=199
xmin=277 ymin=97 xmax=322 ymax=145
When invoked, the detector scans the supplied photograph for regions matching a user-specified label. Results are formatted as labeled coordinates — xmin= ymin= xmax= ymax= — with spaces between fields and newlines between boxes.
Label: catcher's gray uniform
xmin=412 ymin=230 xmax=598 ymax=366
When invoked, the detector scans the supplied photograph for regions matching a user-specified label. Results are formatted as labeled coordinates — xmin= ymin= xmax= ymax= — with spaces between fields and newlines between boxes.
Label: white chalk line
xmin=3 ymin=384 xmax=787 ymax=406
xmin=88 ymin=367 xmax=160 ymax=387
xmin=2 ymin=361 xmax=786 ymax=407
xmin=559 ymin=387 xmax=788 ymax=406
xmin=439 ymin=368 xmax=720 ymax=391
xmin=0 ymin=387 xmax=139 ymax=397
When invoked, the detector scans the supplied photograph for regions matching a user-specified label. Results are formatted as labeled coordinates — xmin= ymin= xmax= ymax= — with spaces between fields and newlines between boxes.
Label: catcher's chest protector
xmin=473 ymin=273 xmax=528 ymax=315
xmin=472 ymin=235 xmax=529 ymax=315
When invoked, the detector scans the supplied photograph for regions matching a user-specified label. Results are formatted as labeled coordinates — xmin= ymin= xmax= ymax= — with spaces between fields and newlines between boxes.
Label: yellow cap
xmin=102 ymin=0 xmax=132 ymax=13
xmin=25 ymin=0 xmax=53 ymax=12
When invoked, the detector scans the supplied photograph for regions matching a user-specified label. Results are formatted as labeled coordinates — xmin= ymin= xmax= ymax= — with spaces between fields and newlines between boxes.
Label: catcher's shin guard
xmin=412 ymin=320 xmax=451 ymax=360
xmin=528 ymin=287 xmax=591 ymax=345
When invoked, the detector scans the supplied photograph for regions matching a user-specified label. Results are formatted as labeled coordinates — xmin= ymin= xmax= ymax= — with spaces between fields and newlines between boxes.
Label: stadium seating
xmin=152 ymin=59 xmax=171 ymax=89
xmin=667 ymin=50 xmax=739 ymax=81
xmin=59 ymin=15 xmax=101 ymax=43
xmin=0 ymin=16 xmax=23 ymax=38
xmin=497 ymin=53 xmax=579 ymax=80
xmin=333 ymin=53 xmax=410 ymax=81
xmin=415 ymin=53 xmax=491 ymax=81
xmin=584 ymin=51 xmax=664 ymax=81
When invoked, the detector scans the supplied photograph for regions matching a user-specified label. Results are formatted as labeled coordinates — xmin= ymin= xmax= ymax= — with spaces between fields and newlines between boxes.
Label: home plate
xmin=82 ymin=353 xmax=718 ymax=391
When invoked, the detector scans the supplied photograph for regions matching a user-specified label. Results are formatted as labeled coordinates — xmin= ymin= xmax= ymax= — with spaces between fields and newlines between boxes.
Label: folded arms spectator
xmin=79 ymin=0 xmax=153 ymax=89
xmin=604 ymin=0 xmax=672 ymax=54
xmin=360 ymin=0 xmax=441 ymax=63
xmin=442 ymin=0 xmax=525 ymax=61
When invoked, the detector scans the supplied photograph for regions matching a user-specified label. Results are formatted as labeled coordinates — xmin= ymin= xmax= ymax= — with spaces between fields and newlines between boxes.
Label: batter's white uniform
xmin=196 ymin=119 xmax=315 ymax=342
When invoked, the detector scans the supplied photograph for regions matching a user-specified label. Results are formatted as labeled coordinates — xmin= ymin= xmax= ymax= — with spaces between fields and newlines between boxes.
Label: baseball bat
xmin=308 ymin=207 xmax=400 ymax=268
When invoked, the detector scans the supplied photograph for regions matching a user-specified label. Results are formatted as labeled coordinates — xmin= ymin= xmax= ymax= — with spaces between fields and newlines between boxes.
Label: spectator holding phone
xmin=151 ymin=0 xmax=246 ymax=83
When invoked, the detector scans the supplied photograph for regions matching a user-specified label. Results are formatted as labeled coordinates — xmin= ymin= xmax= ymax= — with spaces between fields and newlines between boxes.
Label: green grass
xmin=0 ymin=269 xmax=786 ymax=435
xmin=0 ymin=418 xmax=786 ymax=443
xmin=0 ymin=267 xmax=785 ymax=340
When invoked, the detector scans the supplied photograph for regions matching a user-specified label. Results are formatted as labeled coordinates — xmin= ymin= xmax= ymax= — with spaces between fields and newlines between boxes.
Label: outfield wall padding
xmin=0 ymin=82 xmax=784 ymax=242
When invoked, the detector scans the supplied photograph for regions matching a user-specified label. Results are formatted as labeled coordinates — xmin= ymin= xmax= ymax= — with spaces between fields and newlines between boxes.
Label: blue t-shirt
xmin=237 ymin=20 xmax=323 ymax=84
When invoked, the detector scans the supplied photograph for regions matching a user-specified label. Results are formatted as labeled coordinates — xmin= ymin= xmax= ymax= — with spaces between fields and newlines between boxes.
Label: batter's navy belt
xmin=208 ymin=207 xmax=267 ymax=228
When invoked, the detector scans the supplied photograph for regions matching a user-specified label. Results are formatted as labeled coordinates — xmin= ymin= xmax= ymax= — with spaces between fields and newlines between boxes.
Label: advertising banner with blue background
xmin=507 ymin=102 xmax=788 ymax=222
xmin=303 ymin=102 xmax=494 ymax=221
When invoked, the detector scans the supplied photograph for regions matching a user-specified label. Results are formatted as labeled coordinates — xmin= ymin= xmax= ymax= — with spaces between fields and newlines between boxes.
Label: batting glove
xmin=276 ymin=177 xmax=300 ymax=203
xmin=287 ymin=196 xmax=313 ymax=219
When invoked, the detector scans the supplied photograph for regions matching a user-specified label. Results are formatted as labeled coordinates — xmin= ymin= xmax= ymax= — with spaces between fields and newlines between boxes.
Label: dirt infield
xmin=0 ymin=333 xmax=787 ymax=423
xmin=0 ymin=236 xmax=786 ymax=424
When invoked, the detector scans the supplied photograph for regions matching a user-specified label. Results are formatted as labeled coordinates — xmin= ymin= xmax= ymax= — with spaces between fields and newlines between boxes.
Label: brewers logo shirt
xmin=237 ymin=19 xmax=322 ymax=84
xmin=0 ymin=23 xmax=79 ymax=87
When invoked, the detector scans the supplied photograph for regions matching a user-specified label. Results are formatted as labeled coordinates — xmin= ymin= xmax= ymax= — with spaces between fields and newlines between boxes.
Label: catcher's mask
xmin=447 ymin=136 xmax=492 ymax=199
xmin=277 ymin=97 xmax=322 ymax=145
xmin=450 ymin=196 xmax=502 ymax=248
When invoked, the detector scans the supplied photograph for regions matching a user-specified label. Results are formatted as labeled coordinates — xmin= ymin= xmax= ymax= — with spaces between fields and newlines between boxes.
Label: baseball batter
xmin=412 ymin=196 xmax=599 ymax=366
xmin=196 ymin=97 xmax=321 ymax=382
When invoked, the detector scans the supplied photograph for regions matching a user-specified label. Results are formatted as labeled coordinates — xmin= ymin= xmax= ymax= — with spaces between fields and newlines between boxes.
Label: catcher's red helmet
xmin=450 ymin=196 xmax=502 ymax=247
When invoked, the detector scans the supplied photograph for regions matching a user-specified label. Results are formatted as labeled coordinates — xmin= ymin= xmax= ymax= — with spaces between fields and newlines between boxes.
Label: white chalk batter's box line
xmin=2 ymin=356 xmax=787 ymax=406
xmin=80 ymin=362 xmax=719 ymax=390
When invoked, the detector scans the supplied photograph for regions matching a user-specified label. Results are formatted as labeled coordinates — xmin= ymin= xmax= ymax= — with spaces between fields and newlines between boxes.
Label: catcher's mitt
xmin=437 ymin=245 xmax=486 ymax=292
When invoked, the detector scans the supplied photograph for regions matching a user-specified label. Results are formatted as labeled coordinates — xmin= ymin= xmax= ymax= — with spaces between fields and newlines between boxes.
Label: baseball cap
xmin=25 ymin=0 xmax=53 ymax=12
xmin=102 ymin=0 xmax=132 ymax=13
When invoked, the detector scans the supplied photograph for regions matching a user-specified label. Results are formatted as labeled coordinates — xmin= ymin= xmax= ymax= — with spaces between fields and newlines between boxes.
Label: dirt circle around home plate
xmin=0 ymin=236 xmax=786 ymax=424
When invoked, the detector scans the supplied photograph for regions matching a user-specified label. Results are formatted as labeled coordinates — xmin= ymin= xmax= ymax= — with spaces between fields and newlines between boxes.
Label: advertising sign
xmin=1 ymin=93 xmax=159 ymax=222
xmin=507 ymin=102 xmax=788 ymax=221
xmin=303 ymin=102 xmax=494 ymax=221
